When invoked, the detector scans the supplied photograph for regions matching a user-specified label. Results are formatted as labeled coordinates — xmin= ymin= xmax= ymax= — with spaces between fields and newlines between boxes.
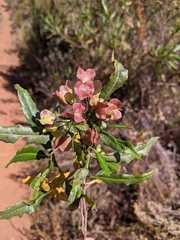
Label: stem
xmin=80 ymin=178 xmax=88 ymax=240
xmin=52 ymin=154 xmax=63 ymax=173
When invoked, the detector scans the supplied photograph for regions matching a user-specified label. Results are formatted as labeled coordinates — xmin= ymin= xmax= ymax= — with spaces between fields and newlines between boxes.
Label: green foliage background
xmin=6 ymin=0 xmax=179 ymax=96
xmin=6 ymin=0 xmax=180 ymax=147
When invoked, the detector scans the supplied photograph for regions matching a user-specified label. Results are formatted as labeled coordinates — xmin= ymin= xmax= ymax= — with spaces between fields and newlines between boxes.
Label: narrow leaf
xmin=117 ymin=139 xmax=141 ymax=159
xmin=134 ymin=137 xmax=159 ymax=156
xmin=75 ymin=123 xmax=89 ymax=131
xmin=92 ymin=169 xmax=158 ymax=185
xmin=103 ymin=152 xmax=121 ymax=162
xmin=107 ymin=162 xmax=120 ymax=174
xmin=15 ymin=84 xmax=39 ymax=125
xmin=83 ymin=194 xmax=97 ymax=211
xmin=0 ymin=192 xmax=48 ymax=220
xmin=68 ymin=184 xmax=82 ymax=206
xmin=28 ymin=190 xmax=42 ymax=201
xmin=100 ymin=60 xmax=128 ymax=101
xmin=108 ymin=124 xmax=131 ymax=129
xmin=120 ymin=137 xmax=159 ymax=163
xmin=30 ymin=169 xmax=49 ymax=190
xmin=6 ymin=146 xmax=47 ymax=167
xmin=68 ymin=167 xmax=88 ymax=205
xmin=95 ymin=150 xmax=110 ymax=176
xmin=0 ymin=125 xmax=49 ymax=144
xmin=67 ymin=166 xmax=89 ymax=205
xmin=100 ymin=132 xmax=122 ymax=152
xmin=29 ymin=169 xmax=49 ymax=200
xmin=49 ymin=156 xmax=53 ymax=172
xmin=74 ymin=168 xmax=89 ymax=181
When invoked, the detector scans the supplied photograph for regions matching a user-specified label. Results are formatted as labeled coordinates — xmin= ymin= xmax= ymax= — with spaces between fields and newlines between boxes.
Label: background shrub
xmin=6 ymin=0 xmax=180 ymax=148
xmin=7 ymin=0 xmax=179 ymax=98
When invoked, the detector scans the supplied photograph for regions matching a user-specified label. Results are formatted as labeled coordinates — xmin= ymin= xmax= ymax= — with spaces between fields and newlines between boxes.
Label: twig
xmin=80 ymin=178 xmax=88 ymax=240
xmin=52 ymin=154 xmax=63 ymax=173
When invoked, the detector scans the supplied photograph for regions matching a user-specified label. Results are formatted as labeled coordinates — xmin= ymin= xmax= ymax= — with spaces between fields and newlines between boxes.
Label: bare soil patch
xmin=0 ymin=1 xmax=31 ymax=239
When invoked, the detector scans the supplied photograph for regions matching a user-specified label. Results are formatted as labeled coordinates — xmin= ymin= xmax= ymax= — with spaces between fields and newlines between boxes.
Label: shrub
xmin=7 ymin=0 xmax=179 ymax=106
xmin=0 ymin=60 xmax=158 ymax=239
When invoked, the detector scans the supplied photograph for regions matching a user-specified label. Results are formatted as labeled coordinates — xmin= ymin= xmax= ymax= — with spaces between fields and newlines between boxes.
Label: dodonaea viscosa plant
xmin=0 ymin=58 xmax=158 ymax=238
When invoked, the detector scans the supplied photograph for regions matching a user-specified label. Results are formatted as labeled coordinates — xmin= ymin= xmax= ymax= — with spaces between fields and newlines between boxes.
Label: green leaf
xmin=30 ymin=169 xmax=49 ymax=190
xmin=108 ymin=124 xmax=131 ymax=129
xmin=100 ymin=132 xmax=139 ymax=158
xmin=94 ymin=169 xmax=105 ymax=176
xmin=117 ymin=139 xmax=141 ymax=159
xmin=83 ymin=194 xmax=97 ymax=211
xmin=95 ymin=150 xmax=110 ymax=176
xmin=0 ymin=125 xmax=50 ymax=144
xmin=92 ymin=169 xmax=158 ymax=185
xmin=103 ymin=152 xmax=121 ymax=162
xmin=0 ymin=192 xmax=48 ymax=220
xmin=107 ymin=162 xmax=120 ymax=174
xmin=28 ymin=190 xmax=43 ymax=202
xmin=68 ymin=184 xmax=82 ymax=206
xmin=100 ymin=132 xmax=122 ymax=152
xmin=100 ymin=132 xmax=158 ymax=162
xmin=75 ymin=123 xmax=89 ymax=131
xmin=29 ymin=169 xmax=49 ymax=201
xmin=100 ymin=60 xmax=128 ymax=101
xmin=68 ymin=167 xmax=89 ymax=205
xmin=15 ymin=84 xmax=39 ymax=125
xmin=6 ymin=146 xmax=47 ymax=168
xmin=120 ymin=137 xmax=159 ymax=163
xmin=74 ymin=168 xmax=89 ymax=182
xmin=49 ymin=156 xmax=53 ymax=172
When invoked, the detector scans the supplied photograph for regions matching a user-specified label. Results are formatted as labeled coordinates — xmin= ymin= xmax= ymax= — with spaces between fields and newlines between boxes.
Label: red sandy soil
xmin=0 ymin=1 xmax=31 ymax=239
xmin=0 ymin=2 xmax=95 ymax=239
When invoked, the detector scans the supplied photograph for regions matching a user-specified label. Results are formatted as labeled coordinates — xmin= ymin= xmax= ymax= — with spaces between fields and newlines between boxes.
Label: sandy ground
xmin=0 ymin=1 xmax=31 ymax=239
